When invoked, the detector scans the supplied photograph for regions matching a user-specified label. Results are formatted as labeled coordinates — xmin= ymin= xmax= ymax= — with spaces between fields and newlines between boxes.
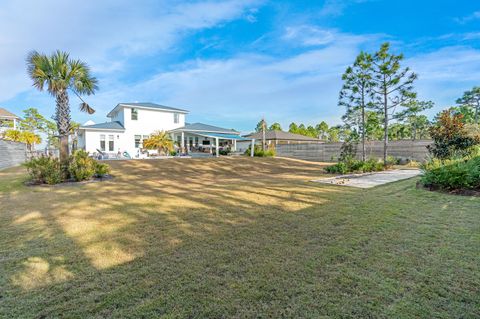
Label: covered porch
xmin=171 ymin=131 xmax=255 ymax=157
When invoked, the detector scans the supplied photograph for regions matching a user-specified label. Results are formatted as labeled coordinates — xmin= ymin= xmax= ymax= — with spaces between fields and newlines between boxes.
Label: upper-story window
xmin=131 ymin=108 xmax=138 ymax=120
xmin=174 ymin=113 xmax=180 ymax=124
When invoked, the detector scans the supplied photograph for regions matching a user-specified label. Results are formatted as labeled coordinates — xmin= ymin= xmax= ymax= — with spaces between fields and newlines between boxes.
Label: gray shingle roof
xmin=0 ymin=108 xmax=20 ymax=118
xmin=170 ymin=122 xmax=239 ymax=134
xmin=118 ymin=103 xmax=188 ymax=113
xmin=80 ymin=121 xmax=125 ymax=130
xmin=244 ymin=130 xmax=322 ymax=141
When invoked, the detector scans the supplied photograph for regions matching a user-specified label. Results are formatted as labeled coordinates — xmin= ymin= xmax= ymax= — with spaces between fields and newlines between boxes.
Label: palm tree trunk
xmin=55 ymin=89 xmax=71 ymax=164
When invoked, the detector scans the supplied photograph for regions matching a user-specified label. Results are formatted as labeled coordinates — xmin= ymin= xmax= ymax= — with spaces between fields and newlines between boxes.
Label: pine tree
xmin=370 ymin=43 xmax=417 ymax=165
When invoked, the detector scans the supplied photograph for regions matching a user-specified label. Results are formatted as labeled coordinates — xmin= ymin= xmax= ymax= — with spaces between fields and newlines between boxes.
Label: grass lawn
xmin=0 ymin=157 xmax=479 ymax=318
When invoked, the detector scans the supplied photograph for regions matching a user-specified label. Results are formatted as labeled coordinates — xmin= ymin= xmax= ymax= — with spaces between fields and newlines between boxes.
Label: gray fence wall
xmin=276 ymin=140 xmax=432 ymax=162
xmin=0 ymin=140 xmax=26 ymax=170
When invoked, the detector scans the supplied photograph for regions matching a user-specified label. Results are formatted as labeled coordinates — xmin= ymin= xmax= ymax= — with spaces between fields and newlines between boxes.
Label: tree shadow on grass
xmin=1 ymin=158 xmax=479 ymax=317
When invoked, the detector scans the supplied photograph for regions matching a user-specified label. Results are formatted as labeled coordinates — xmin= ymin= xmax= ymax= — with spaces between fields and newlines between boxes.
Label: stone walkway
xmin=312 ymin=169 xmax=421 ymax=189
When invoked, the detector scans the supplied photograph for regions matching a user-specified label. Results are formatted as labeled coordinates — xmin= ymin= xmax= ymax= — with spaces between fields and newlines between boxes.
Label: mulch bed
xmin=416 ymin=181 xmax=480 ymax=197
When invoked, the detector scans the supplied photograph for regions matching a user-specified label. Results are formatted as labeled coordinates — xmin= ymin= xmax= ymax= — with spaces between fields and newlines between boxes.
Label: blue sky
xmin=1 ymin=0 xmax=479 ymax=133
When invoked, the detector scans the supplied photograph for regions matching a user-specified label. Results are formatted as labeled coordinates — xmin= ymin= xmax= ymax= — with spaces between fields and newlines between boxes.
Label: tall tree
xmin=364 ymin=111 xmax=384 ymax=141
xmin=396 ymin=100 xmax=433 ymax=140
xmin=255 ymin=119 xmax=267 ymax=132
xmin=370 ymin=43 xmax=417 ymax=165
xmin=288 ymin=122 xmax=299 ymax=134
xmin=339 ymin=51 xmax=375 ymax=161
xmin=456 ymin=86 xmax=480 ymax=124
xmin=269 ymin=122 xmax=282 ymax=131
xmin=315 ymin=121 xmax=329 ymax=140
xmin=19 ymin=108 xmax=47 ymax=133
xmin=27 ymin=50 xmax=98 ymax=165
xmin=306 ymin=125 xmax=317 ymax=137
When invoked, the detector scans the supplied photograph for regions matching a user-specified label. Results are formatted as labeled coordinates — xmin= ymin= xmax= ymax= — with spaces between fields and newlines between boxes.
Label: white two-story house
xmin=78 ymin=102 xmax=250 ymax=157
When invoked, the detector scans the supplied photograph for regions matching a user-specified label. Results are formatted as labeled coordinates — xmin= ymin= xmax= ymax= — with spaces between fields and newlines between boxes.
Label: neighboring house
xmin=0 ymin=108 xmax=20 ymax=133
xmin=237 ymin=130 xmax=323 ymax=153
xmin=78 ymin=102 xmax=251 ymax=157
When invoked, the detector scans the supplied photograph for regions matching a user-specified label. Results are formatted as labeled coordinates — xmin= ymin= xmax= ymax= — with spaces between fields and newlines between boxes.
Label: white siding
xmin=80 ymin=106 xmax=185 ymax=157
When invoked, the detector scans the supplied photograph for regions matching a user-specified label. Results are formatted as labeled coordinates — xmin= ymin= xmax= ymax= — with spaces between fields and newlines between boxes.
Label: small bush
xmin=219 ymin=149 xmax=230 ymax=156
xmin=324 ymin=158 xmax=384 ymax=175
xmin=244 ymin=145 xmax=275 ymax=157
xmin=24 ymin=156 xmax=63 ymax=184
xmin=68 ymin=150 xmax=96 ymax=181
xmin=23 ymin=150 xmax=110 ymax=185
xmin=421 ymin=156 xmax=480 ymax=190
xmin=169 ymin=150 xmax=177 ymax=156
xmin=94 ymin=162 xmax=110 ymax=177
xmin=385 ymin=155 xmax=400 ymax=167
xmin=325 ymin=162 xmax=348 ymax=174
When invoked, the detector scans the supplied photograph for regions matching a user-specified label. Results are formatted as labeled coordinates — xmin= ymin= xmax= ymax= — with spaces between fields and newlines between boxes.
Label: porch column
xmin=13 ymin=119 xmax=17 ymax=129
xmin=250 ymin=139 xmax=255 ymax=157
xmin=181 ymin=131 xmax=185 ymax=153
xmin=215 ymin=137 xmax=219 ymax=157
xmin=233 ymin=139 xmax=237 ymax=152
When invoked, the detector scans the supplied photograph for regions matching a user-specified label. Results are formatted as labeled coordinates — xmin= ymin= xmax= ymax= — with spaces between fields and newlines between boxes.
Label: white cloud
xmin=283 ymin=25 xmax=378 ymax=48
xmin=79 ymin=32 xmax=371 ymax=130
xmin=406 ymin=46 xmax=480 ymax=113
xmin=455 ymin=11 xmax=480 ymax=24
xmin=0 ymin=0 xmax=260 ymax=101
xmin=319 ymin=0 xmax=373 ymax=17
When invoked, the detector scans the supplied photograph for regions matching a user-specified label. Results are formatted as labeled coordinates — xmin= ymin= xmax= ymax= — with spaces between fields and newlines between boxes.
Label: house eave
xmin=169 ymin=128 xmax=240 ymax=135
xmin=107 ymin=104 xmax=189 ymax=117
xmin=79 ymin=127 xmax=125 ymax=132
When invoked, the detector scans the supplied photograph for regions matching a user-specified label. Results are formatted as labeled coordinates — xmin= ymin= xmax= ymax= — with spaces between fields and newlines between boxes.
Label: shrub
xmin=385 ymin=155 xmax=400 ymax=168
xmin=421 ymin=156 xmax=480 ymax=190
xmin=244 ymin=145 xmax=275 ymax=157
xmin=24 ymin=150 xmax=110 ymax=185
xmin=94 ymin=162 xmax=110 ymax=177
xmin=68 ymin=150 xmax=96 ymax=181
xmin=427 ymin=110 xmax=480 ymax=159
xmin=24 ymin=156 xmax=63 ymax=184
xmin=324 ymin=158 xmax=384 ymax=174
xmin=219 ymin=149 xmax=230 ymax=156
xmin=325 ymin=162 xmax=348 ymax=174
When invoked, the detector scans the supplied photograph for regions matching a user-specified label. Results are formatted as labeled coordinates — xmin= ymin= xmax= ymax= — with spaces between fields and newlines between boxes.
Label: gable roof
xmin=169 ymin=122 xmax=239 ymax=134
xmin=244 ymin=130 xmax=323 ymax=142
xmin=107 ymin=102 xmax=188 ymax=117
xmin=80 ymin=121 xmax=125 ymax=131
xmin=0 ymin=108 xmax=20 ymax=119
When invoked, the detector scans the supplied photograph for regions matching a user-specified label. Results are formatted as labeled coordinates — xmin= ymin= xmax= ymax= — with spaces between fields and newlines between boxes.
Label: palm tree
xmin=143 ymin=131 xmax=174 ymax=156
xmin=27 ymin=50 xmax=98 ymax=164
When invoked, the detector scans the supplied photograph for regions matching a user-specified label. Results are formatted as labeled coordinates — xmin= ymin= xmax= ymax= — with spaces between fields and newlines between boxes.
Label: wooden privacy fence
xmin=0 ymin=139 xmax=27 ymax=170
xmin=275 ymin=140 xmax=432 ymax=162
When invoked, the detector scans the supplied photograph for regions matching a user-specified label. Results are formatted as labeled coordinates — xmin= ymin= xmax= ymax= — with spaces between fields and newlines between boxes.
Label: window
xmin=174 ymin=113 xmax=180 ymax=124
xmin=100 ymin=134 xmax=106 ymax=151
xmin=134 ymin=135 xmax=141 ymax=148
xmin=176 ymin=135 xmax=181 ymax=145
xmin=108 ymin=135 xmax=114 ymax=152
xmin=131 ymin=108 xmax=138 ymax=120
xmin=195 ymin=136 xmax=199 ymax=147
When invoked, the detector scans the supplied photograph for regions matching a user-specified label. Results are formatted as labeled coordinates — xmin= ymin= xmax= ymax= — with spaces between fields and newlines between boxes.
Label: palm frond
xmin=79 ymin=102 xmax=95 ymax=114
